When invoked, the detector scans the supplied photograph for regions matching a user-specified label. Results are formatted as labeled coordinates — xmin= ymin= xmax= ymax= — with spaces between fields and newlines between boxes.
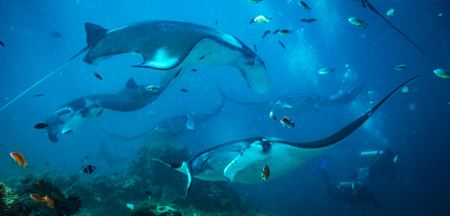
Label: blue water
xmin=0 ymin=0 xmax=449 ymax=215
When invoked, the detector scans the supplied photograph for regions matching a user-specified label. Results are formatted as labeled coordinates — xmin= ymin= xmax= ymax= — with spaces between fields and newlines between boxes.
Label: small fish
xmin=261 ymin=164 xmax=270 ymax=181
xmin=145 ymin=190 xmax=152 ymax=195
xmin=36 ymin=179 xmax=44 ymax=185
xmin=439 ymin=13 xmax=443 ymax=16
xmin=318 ymin=68 xmax=335 ymax=74
xmin=84 ymin=156 xmax=89 ymax=160
xmin=255 ymin=204 xmax=261 ymax=213
xmin=43 ymin=195 xmax=55 ymax=208
xmin=191 ymin=69 xmax=198 ymax=72
xmin=402 ymin=87 xmax=409 ymax=93
xmin=215 ymin=19 xmax=218 ymax=25
xmin=146 ymin=85 xmax=159 ymax=91
xmin=0 ymin=40 xmax=4 ymax=47
xmin=199 ymin=55 xmax=206 ymax=60
xmin=261 ymin=30 xmax=271 ymax=40
xmin=395 ymin=64 xmax=407 ymax=71
xmin=94 ymin=72 xmax=103 ymax=80
xmin=269 ymin=109 xmax=276 ymax=121
xmin=278 ymin=40 xmax=286 ymax=49
xmin=434 ymin=69 xmax=449 ymax=78
xmin=272 ymin=29 xmax=280 ymax=34
xmin=34 ymin=94 xmax=45 ymax=97
xmin=250 ymin=15 xmax=271 ymax=24
xmin=280 ymin=116 xmax=295 ymax=128
xmin=81 ymin=165 xmax=96 ymax=174
xmin=299 ymin=1 xmax=311 ymax=11
xmin=248 ymin=198 xmax=254 ymax=201
xmin=278 ymin=29 xmax=293 ymax=35
xmin=21 ymin=177 xmax=33 ymax=184
xmin=180 ymin=89 xmax=189 ymax=92
xmin=52 ymin=191 xmax=64 ymax=201
xmin=45 ymin=162 xmax=50 ymax=166
xmin=49 ymin=31 xmax=62 ymax=38
xmin=34 ymin=123 xmax=48 ymax=129
xmin=113 ymin=173 xmax=118 ymax=175
xmin=10 ymin=152 xmax=29 ymax=169
xmin=253 ymin=44 xmax=257 ymax=52
xmin=248 ymin=0 xmax=262 ymax=3
xmin=30 ymin=194 xmax=46 ymax=204
xmin=301 ymin=18 xmax=317 ymax=23
xmin=387 ymin=8 xmax=396 ymax=17
xmin=349 ymin=17 xmax=368 ymax=28
xmin=96 ymin=109 xmax=104 ymax=116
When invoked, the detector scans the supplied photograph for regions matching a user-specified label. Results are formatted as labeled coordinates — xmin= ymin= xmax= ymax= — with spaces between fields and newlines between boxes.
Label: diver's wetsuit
xmin=367 ymin=148 xmax=398 ymax=180
xmin=321 ymin=170 xmax=380 ymax=212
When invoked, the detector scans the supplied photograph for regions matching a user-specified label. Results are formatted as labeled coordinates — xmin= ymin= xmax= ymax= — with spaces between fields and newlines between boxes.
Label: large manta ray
xmin=354 ymin=0 xmax=424 ymax=54
xmin=0 ymin=20 xmax=269 ymax=111
xmin=221 ymin=82 xmax=364 ymax=118
xmin=102 ymin=96 xmax=225 ymax=144
xmin=36 ymin=78 xmax=162 ymax=143
xmin=154 ymin=76 xmax=418 ymax=195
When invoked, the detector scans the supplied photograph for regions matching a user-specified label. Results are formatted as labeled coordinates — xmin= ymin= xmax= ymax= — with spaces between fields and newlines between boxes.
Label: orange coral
xmin=0 ymin=182 xmax=20 ymax=216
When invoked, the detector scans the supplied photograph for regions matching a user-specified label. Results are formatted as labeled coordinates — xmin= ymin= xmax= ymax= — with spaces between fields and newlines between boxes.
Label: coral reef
xmin=0 ymin=182 xmax=20 ymax=216
xmin=14 ymin=180 xmax=82 ymax=216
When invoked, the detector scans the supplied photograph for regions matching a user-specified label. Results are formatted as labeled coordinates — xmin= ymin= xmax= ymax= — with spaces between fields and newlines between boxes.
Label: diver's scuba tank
xmin=336 ymin=181 xmax=355 ymax=190
xmin=360 ymin=150 xmax=383 ymax=158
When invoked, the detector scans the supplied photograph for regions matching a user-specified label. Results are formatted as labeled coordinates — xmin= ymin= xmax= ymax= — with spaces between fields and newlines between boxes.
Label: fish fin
xmin=84 ymin=23 xmax=108 ymax=46
xmin=125 ymin=78 xmax=138 ymax=89
xmin=182 ymin=162 xmax=194 ymax=195
xmin=223 ymin=142 xmax=269 ymax=182
xmin=62 ymin=114 xmax=84 ymax=134
xmin=23 ymin=163 xmax=28 ymax=169
xmin=186 ymin=112 xmax=196 ymax=130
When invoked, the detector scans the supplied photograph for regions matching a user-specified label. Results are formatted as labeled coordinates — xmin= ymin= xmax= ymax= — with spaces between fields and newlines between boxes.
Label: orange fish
xmin=52 ymin=191 xmax=64 ymax=202
xmin=10 ymin=152 xmax=29 ymax=169
xmin=30 ymin=194 xmax=45 ymax=204
xmin=280 ymin=117 xmax=295 ymax=128
xmin=36 ymin=179 xmax=43 ymax=185
xmin=43 ymin=195 xmax=55 ymax=208
xmin=261 ymin=164 xmax=270 ymax=181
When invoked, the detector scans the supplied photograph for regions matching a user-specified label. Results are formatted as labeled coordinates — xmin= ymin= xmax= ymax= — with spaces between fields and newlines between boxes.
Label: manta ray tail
xmin=0 ymin=24 xmax=100 ymax=111
xmin=365 ymin=0 xmax=424 ymax=54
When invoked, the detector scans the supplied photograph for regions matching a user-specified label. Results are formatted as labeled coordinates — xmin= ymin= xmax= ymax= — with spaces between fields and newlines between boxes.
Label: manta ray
xmin=221 ymin=82 xmax=364 ymax=118
xmin=154 ymin=76 xmax=418 ymax=195
xmin=354 ymin=0 xmax=424 ymax=54
xmin=36 ymin=78 xmax=162 ymax=143
xmin=1 ymin=20 xmax=269 ymax=111
xmin=102 ymin=96 xmax=225 ymax=144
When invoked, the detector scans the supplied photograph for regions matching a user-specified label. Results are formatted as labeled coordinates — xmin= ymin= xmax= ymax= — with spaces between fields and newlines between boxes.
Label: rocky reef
xmin=0 ymin=182 xmax=20 ymax=216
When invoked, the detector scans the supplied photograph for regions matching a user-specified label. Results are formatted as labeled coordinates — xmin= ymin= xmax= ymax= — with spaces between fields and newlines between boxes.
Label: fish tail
xmin=23 ymin=163 xmax=29 ymax=169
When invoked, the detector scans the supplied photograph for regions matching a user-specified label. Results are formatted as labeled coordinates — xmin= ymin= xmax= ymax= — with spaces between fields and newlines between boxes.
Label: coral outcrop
xmin=0 ymin=182 xmax=20 ymax=216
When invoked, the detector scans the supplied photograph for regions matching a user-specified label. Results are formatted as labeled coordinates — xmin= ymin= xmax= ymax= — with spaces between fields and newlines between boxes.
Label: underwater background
xmin=0 ymin=0 xmax=449 ymax=215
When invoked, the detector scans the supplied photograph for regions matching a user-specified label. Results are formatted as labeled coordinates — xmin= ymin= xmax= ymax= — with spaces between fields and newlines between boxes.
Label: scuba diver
xmin=319 ymin=159 xmax=380 ymax=212
xmin=361 ymin=147 xmax=398 ymax=180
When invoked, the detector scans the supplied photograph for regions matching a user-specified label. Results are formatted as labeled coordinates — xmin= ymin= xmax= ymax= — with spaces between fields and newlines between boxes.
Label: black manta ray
xmin=36 ymin=78 xmax=164 ymax=143
xmin=102 ymin=96 xmax=226 ymax=144
xmin=220 ymin=82 xmax=364 ymax=118
xmin=1 ymin=21 xmax=270 ymax=111
xmin=154 ymin=76 xmax=418 ymax=195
